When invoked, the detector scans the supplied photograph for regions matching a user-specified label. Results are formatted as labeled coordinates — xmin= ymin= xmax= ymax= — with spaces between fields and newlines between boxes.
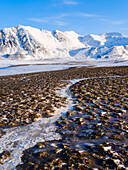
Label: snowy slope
xmin=0 ymin=25 xmax=85 ymax=60
xmin=0 ymin=25 xmax=128 ymax=61
xmin=75 ymin=32 xmax=128 ymax=60
xmin=81 ymin=32 xmax=128 ymax=47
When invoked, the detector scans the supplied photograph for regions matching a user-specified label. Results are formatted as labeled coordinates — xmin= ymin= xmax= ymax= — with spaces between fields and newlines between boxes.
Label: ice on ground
xmin=0 ymin=79 xmax=80 ymax=170
xmin=0 ymin=59 xmax=128 ymax=76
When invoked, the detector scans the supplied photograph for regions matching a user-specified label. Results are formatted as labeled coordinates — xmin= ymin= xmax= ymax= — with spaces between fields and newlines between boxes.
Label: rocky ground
xmin=0 ymin=66 xmax=128 ymax=169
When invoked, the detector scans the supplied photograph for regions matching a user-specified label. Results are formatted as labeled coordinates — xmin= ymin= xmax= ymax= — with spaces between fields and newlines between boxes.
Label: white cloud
xmin=28 ymin=12 xmax=101 ymax=27
xmin=28 ymin=17 xmax=67 ymax=27
xmin=28 ymin=18 xmax=48 ymax=23
xmin=99 ymin=18 xmax=128 ymax=25
xmin=58 ymin=12 xmax=102 ymax=18
xmin=62 ymin=0 xmax=79 ymax=5
xmin=28 ymin=14 xmax=68 ymax=23
xmin=81 ymin=13 xmax=101 ymax=18
xmin=56 ymin=12 xmax=101 ymax=18
xmin=54 ymin=21 xmax=67 ymax=26
xmin=28 ymin=12 xmax=101 ymax=24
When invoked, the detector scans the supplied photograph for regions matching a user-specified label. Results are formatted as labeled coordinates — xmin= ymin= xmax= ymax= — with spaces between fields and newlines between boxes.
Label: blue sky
xmin=1 ymin=0 xmax=128 ymax=35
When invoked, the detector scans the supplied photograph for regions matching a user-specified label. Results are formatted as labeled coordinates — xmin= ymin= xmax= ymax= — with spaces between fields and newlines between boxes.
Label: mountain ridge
xmin=0 ymin=25 xmax=128 ymax=61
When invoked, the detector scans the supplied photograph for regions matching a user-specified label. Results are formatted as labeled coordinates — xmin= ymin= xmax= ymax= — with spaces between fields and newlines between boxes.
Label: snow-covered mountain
xmin=0 ymin=25 xmax=128 ymax=61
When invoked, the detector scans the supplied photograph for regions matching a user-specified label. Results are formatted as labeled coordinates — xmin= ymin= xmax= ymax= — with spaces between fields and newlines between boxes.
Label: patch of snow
xmin=103 ymin=146 xmax=112 ymax=151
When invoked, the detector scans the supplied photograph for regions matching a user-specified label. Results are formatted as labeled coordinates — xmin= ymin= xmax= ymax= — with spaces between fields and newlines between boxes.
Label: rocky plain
xmin=0 ymin=66 xmax=127 ymax=169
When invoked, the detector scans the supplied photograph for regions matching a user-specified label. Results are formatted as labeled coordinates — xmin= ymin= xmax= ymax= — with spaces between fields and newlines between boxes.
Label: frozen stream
xmin=0 ymin=75 xmax=124 ymax=169
xmin=0 ymin=79 xmax=82 ymax=170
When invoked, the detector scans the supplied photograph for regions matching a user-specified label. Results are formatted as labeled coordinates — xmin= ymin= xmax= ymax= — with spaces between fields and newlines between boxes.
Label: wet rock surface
xmin=0 ymin=150 xmax=11 ymax=164
xmin=10 ymin=65 xmax=128 ymax=169
xmin=0 ymin=71 xmax=69 ymax=128
xmin=8 ymin=66 xmax=127 ymax=170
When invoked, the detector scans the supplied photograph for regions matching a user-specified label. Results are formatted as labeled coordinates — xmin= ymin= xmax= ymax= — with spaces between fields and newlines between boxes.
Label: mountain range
xmin=0 ymin=25 xmax=128 ymax=61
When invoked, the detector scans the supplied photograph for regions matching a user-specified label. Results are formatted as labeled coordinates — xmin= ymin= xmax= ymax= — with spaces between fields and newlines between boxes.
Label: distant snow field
xmin=0 ymin=61 xmax=128 ymax=76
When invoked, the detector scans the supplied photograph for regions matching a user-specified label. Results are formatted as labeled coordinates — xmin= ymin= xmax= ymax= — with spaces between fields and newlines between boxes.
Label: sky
xmin=1 ymin=0 xmax=128 ymax=35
